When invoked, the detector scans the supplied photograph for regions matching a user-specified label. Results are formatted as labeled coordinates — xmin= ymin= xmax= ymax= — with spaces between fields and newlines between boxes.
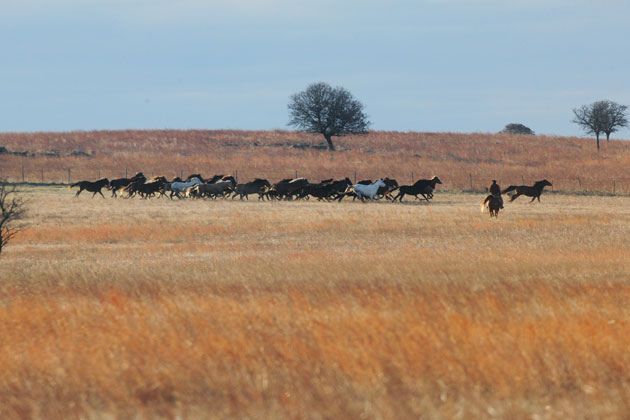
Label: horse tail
xmin=502 ymin=185 xmax=517 ymax=194
xmin=480 ymin=200 xmax=488 ymax=213
xmin=69 ymin=182 xmax=80 ymax=188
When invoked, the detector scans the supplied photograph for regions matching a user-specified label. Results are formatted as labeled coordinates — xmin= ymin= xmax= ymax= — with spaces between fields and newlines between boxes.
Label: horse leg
xmin=530 ymin=196 xmax=536 ymax=203
xmin=75 ymin=188 xmax=82 ymax=197
xmin=537 ymin=195 xmax=541 ymax=202
xmin=509 ymin=193 xmax=520 ymax=202
xmin=98 ymin=189 xmax=105 ymax=198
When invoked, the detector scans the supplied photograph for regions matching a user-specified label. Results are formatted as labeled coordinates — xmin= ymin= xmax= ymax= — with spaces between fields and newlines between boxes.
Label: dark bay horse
xmin=70 ymin=178 xmax=110 ymax=198
xmin=109 ymin=172 xmax=145 ymax=197
xmin=232 ymin=178 xmax=272 ymax=200
xmin=392 ymin=176 xmax=442 ymax=202
xmin=481 ymin=195 xmax=502 ymax=217
xmin=503 ymin=179 xmax=552 ymax=202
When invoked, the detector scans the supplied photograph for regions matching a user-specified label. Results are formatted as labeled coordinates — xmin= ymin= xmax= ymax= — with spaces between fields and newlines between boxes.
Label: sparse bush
xmin=501 ymin=123 xmax=535 ymax=135
xmin=0 ymin=182 xmax=25 ymax=255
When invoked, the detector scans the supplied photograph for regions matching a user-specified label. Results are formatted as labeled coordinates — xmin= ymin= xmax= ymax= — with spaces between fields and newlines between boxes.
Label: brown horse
xmin=503 ymin=179 xmax=552 ymax=203
xmin=70 ymin=178 xmax=110 ymax=198
xmin=109 ymin=172 xmax=145 ymax=197
xmin=392 ymin=176 xmax=442 ymax=202
xmin=481 ymin=195 xmax=502 ymax=217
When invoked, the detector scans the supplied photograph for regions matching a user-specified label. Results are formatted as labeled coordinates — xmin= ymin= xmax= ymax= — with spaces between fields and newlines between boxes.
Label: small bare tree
xmin=573 ymin=100 xmax=628 ymax=150
xmin=601 ymin=101 xmax=628 ymax=142
xmin=0 ymin=182 xmax=25 ymax=255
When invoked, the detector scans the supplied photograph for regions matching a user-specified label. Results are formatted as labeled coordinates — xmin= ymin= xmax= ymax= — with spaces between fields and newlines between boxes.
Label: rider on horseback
xmin=484 ymin=179 xmax=504 ymax=209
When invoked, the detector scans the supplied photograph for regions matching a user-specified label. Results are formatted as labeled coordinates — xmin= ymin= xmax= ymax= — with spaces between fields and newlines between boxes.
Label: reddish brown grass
xmin=1 ymin=130 xmax=629 ymax=193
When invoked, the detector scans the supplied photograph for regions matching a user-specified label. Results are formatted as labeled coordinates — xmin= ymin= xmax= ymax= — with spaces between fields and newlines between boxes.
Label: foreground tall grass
xmin=1 ymin=187 xmax=629 ymax=418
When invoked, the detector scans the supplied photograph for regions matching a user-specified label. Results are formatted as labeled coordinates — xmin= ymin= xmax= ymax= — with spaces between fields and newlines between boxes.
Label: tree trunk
xmin=323 ymin=134 xmax=335 ymax=151
xmin=596 ymin=133 xmax=600 ymax=150
xmin=605 ymin=132 xmax=610 ymax=141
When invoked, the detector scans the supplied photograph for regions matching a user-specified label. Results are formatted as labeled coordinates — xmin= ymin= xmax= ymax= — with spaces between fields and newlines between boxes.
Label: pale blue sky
xmin=1 ymin=0 xmax=629 ymax=136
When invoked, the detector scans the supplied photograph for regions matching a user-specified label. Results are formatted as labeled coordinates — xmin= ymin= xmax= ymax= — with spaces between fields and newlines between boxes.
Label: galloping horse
xmin=168 ymin=177 xmax=203 ymax=199
xmin=298 ymin=178 xmax=352 ymax=200
xmin=70 ymin=178 xmax=110 ymax=198
xmin=392 ymin=176 xmax=442 ymax=202
xmin=109 ymin=172 xmax=145 ymax=198
xmin=353 ymin=179 xmax=386 ymax=201
xmin=232 ymin=178 xmax=272 ymax=200
xmin=481 ymin=195 xmax=502 ymax=218
xmin=503 ymin=179 xmax=552 ymax=203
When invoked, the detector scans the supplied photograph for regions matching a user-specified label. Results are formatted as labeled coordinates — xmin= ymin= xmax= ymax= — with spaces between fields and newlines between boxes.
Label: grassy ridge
xmin=1 ymin=130 xmax=629 ymax=192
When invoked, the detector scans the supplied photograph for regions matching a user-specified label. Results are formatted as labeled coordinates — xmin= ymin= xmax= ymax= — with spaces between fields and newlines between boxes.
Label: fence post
xmin=295 ymin=170 xmax=298 ymax=179
xmin=67 ymin=168 xmax=71 ymax=184
xmin=41 ymin=168 xmax=44 ymax=183
xmin=521 ymin=175 xmax=525 ymax=184
xmin=469 ymin=173 xmax=473 ymax=191
xmin=125 ymin=168 xmax=128 ymax=178
xmin=577 ymin=177 xmax=581 ymax=189
xmin=98 ymin=169 xmax=101 ymax=179
xmin=613 ymin=179 xmax=616 ymax=194
xmin=354 ymin=170 xmax=357 ymax=183
xmin=411 ymin=171 xmax=414 ymax=183
xmin=21 ymin=160 xmax=25 ymax=183
xmin=235 ymin=170 xmax=238 ymax=183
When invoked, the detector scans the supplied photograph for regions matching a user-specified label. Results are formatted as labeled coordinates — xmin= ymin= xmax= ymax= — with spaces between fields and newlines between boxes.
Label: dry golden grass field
xmin=0 ymin=186 xmax=629 ymax=418
xmin=1 ymin=130 xmax=630 ymax=193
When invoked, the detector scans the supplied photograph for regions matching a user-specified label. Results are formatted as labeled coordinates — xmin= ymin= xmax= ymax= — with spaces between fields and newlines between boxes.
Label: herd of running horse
xmin=69 ymin=172 xmax=553 ymax=217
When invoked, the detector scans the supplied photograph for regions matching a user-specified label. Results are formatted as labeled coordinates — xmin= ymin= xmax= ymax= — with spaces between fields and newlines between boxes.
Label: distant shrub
xmin=70 ymin=149 xmax=91 ymax=157
xmin=501 ymin=123 xmax=535 ymax=135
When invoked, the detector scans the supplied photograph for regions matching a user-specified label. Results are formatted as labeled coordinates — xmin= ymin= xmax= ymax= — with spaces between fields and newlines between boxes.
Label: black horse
xmin=503 ymin=179 xmax=552 ymax=202
xmin=392 ymin=176 xmax=442 ymax=202
xmin=300 ymin=178 xmax=352 ymax=200
xmin=109 ymin=172 xmax=145 ymax=197
xmin=232 ymin=178 xmax=272 ymax=200
xmin=70 ymin=178 xmax=110 ymax=198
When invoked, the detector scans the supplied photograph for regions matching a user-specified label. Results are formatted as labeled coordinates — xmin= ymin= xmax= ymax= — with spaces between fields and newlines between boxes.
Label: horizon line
xmin=0 ymin=127 xmax=627 ymax=141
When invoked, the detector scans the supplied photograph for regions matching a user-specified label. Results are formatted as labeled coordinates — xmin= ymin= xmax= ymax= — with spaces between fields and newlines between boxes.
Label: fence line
xmin=1 ymin=166 xmax=630 ymax=195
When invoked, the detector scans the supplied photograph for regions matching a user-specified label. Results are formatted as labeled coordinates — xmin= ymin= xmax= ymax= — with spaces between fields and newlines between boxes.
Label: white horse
xmin=353 ymin=179 xmax=386 ymax=200
xmin=169 ymin=177 xmax=202 ymax=198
